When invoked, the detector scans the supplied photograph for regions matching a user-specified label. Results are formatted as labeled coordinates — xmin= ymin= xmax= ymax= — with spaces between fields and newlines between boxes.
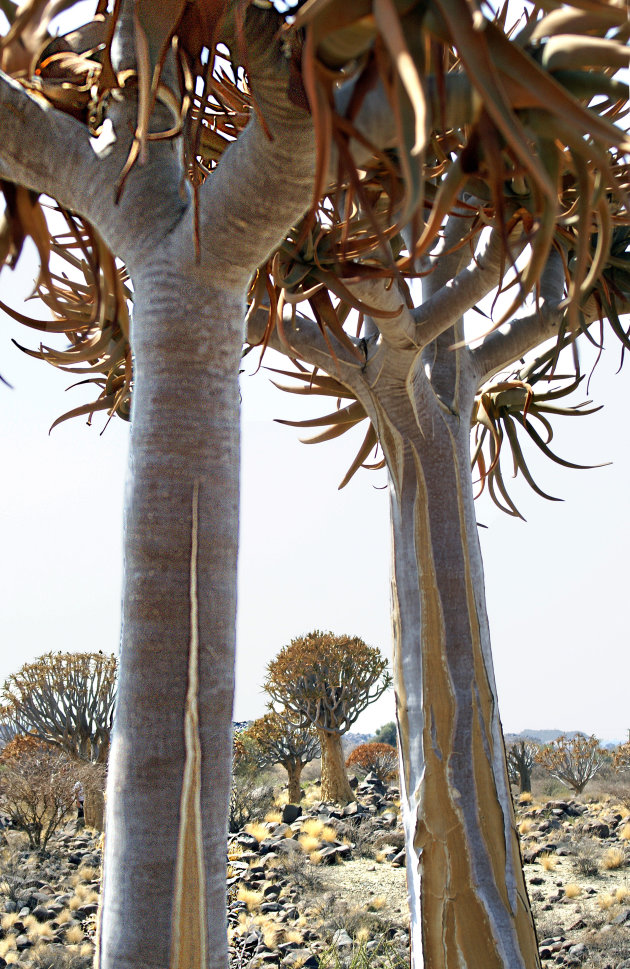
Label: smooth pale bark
xmin=317 ymin=729 xmax=355 ymax=803
xmin=97 ymin=264 xmax=244 ymax=969
xmin=380 ymin=382 xmax=540 ymax=969
xmin=263 ymin=273 xmax=542 ymax=965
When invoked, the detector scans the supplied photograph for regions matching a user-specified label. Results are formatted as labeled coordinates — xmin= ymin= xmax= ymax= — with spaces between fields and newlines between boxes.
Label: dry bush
xmin=0 ymin=739 xmax=77 ymax=849
xmin=270 ymin=848 xmax=324 ymax=894
xmin=228 ymin=779 xmax=275 ymax=833
xmin=346 ymin=743 xmax=399 ymax=782
xmin=572 ymin=841 xmax=601 ymax=878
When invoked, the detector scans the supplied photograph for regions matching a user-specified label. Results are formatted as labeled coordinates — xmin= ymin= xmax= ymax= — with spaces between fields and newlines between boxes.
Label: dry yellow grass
xmin=518 ymin=792 xmax=533 ymax=804
xmin=367 ymin=895 xmax=388 ymax=911
xmin=75 ymin=864 xmax=99 ymax=882
xmin=0 ymin=913 xmax=18 ymax=932
xmin=298 ymin=833 xmax=321 ymax=854
xmin=602 ymin=847 xmax=626 ymax=870
xmin=236 ymin=887 xmax=263 ymax=912
xmin=615 ymin=885 xmax=630 ymax=903
xmin=539 ymin=853 xmax=557 ymax=872
xmin=284 ymin=928 xmax=303 ymax=944
xmin=227 ymin=842 xmax=244 ymax=862
xmin=597 ymin=892 xmax=617 ymax=911
xmin=320 ymin=825 xmax=338 ymax=843
xmin=356 ymin=926 xmax=371 ymax=943
xmin=24 ymin=916 xmax=56 ymax=941
xmin=518 ymin=819 xmax=534 ymax=835
xmin=619 ymin=823 xmax=630 ymax=841
xmin=0 ymin=937 xmax=17 ymax=958
xmin=300 ymin=818 xmax=325 ymax=837
xmin=65 ymin=924 xmax=85 ymax=944
xmin=244 ymin=821 xmax=269 ymax=843
xmin=564 ymin=884 xmax=582 ymax=899
xmin=265 ymin=810 xmax=283 ymax=824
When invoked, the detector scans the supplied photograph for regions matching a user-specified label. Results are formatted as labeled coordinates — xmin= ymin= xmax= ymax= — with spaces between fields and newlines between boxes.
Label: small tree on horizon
xmin=506 ymin=740 xmax=539 ymax=795
xmin=536 ymin=734 xmax=606 ymax=795
xmin=265 ymin=630 xmax=391 ymax=803
xmin=242 ymin=712 xmax=320 ymax=803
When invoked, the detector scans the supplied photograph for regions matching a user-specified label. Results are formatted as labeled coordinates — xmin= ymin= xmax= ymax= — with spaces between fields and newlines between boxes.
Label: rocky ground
xmin=0 ymin=776 xmax=627 ymax=967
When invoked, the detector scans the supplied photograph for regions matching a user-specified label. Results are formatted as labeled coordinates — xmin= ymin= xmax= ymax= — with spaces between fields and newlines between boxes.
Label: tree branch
xmin=413 ymin=224 xmax=525 ymax=349
xmin=0 ymin=71 xmax=98 ymax=210
xmin=472 ymin=248 xmax=566 ymax=384
xmin=246 ymin=303 xmax=364 ymax=384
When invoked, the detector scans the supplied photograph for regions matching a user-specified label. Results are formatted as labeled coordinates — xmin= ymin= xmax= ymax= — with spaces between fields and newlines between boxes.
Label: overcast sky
xmin=2 ymin=236 xmax=629 ymax=744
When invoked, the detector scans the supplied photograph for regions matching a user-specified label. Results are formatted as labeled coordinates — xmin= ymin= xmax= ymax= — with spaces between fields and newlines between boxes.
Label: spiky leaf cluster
xmin=0 ymin=0 xmax=626 ymax=465
xmin=265 ymin=629 xmax=391 ymax=736
xmin=2 ymin=651 xmax=117 ymax=764
xmin=535 ymin=733 xmax=605 ymax=794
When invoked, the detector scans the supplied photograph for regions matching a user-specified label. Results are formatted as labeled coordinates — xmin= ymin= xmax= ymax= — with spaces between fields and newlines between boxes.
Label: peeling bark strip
xmin=170 ymin=481 xmax=208 ymax=968
xmin=386 ymin=398 xmax=541 ymax=969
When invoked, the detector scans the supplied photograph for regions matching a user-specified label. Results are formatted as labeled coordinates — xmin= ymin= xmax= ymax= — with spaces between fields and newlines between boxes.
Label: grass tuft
xmin=244 ymin=821 xmax=269 ymax=843
xmin=539 ymin=853 xmax=557 ymax=871
xmin=602 ymin=847 xmax=626 ymax=870
xmin=236 ymin=887 xmax=263 ymax=912
xmin=564 ymin=883 xmax=582 ymax=899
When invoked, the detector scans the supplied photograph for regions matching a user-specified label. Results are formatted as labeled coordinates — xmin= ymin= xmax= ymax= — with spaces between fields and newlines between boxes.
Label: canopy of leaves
xmin=346 ymin=740 xmax=398 ymax=780
xmin=242 ymin=711 xmax=320 ymax=770
xmin=265 ymin=629 xmax=391 ymax=735
xmin=373 ymin=721 xmax=397 ymax=747
xmin=1 ymin=651 xmax=117 ymax=763
xmin=535 ymin=732 xmax=605 ymax=793
xmin=0 ymin=0 xmax=627 ymax=512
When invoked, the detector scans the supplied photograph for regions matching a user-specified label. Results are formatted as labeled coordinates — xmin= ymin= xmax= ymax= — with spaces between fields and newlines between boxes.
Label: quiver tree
xmin=0 ymin=0 xmax=628 ymax=966
xmin=265 ymin=630 xmax=391 ymax=803
xmin=507 ymin=740 xmax=539 ymax=794
xmin=242 ymin=712 xmax=320 ymax=803
xmin=346 ymin=742 xmax=399 ymax=782
xmin=2 ymin=652 xmax=117 ymax=764
xmin=613 ymin=742 xmax=630 ymax=773
xmin=535 ymin=734 xmax=606 ymax=795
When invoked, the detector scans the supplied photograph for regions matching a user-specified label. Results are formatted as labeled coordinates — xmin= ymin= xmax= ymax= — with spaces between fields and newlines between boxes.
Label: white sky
xmin=1 ymin=244 xmax=629 ymax=744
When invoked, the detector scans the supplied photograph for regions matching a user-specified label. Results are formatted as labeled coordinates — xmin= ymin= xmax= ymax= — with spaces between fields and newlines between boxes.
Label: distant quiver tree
xmin=265 ymin=630 xmax=391 ymax=803
xmin=613 ymin=741 xmax=630 ymax=772
xmin=506 ymin=740 xmax=539 ymax=794
xmin=242 ymin=712 xmax=320 ymax=803
xmin=535 ymin=733 xmax=605 ymax=794
xmin=2 ymin=651 xmax=117 ymax=764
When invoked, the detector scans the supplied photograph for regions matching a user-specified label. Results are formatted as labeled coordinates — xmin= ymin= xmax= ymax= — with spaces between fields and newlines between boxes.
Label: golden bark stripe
xmin=170 ymin=480 xmax=208 ymax=969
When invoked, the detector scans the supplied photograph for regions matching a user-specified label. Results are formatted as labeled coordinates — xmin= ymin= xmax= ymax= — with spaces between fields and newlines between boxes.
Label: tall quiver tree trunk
xmin=98 ymin=265 xmax=243 ymax=969
xmin=285 ymin=760 xmax=303 ymax=804
xmin=317 ymin=729 xmax=355 ymax=804
xmin=380 ymin=364 xmax=541 ymax=968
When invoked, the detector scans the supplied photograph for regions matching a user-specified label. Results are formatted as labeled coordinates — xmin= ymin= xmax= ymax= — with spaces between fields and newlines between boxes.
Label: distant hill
xmin=505 ymin=729 xmax=616 ymax=745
